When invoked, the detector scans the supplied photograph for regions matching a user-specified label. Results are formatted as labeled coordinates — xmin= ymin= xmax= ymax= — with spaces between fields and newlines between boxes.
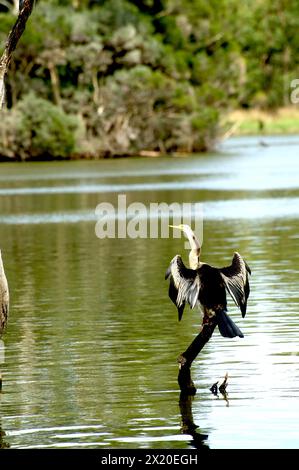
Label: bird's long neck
xmin=189 ymin=248 xmax=201 ymax=270
xmin=183 ymin=228 xmax=201 ymax=269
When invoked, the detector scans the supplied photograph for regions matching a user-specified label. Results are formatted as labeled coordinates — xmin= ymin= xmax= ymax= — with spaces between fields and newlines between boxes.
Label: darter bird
xmin=0 ymin=250 xmax=9 ymax=337
xmin=165 ymin=225 xmax=251 ymax=338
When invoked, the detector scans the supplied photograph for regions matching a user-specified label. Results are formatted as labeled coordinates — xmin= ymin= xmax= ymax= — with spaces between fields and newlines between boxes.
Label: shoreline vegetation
xmin=225 ymin=107 xmax=299 ymax=138
xmin=1 ymin=106 xmax=298 ymax=162
xmin=1 ymin=1 xmax=299 ymax=161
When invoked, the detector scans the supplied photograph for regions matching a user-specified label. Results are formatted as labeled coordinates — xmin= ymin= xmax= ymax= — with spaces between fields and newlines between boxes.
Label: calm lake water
xmin=0 ymin=135 xmax=298 ymax=449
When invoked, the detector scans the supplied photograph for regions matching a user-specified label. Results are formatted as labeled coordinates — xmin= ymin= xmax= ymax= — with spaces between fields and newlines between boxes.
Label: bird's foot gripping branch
xmin=177 ymin=319 xmax=217 ymax=395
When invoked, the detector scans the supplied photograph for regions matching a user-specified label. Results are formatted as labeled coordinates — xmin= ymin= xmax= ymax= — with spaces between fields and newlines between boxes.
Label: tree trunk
xmin=92 ymin=69 xmax=99 ymax=105
xmin=49 ymin=62 xmax=61 ymax=107
xmin=0 ymin=0 xmax=35 ymax=108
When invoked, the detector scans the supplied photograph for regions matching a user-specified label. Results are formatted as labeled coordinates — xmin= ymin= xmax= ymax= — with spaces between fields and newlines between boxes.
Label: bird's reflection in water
xmin=179 ymin=393 xmax=209 ymax=449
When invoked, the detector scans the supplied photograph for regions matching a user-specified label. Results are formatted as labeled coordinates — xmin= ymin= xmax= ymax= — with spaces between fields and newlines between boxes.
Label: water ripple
xmin=0 ymin=197 xmax=298 ymax=224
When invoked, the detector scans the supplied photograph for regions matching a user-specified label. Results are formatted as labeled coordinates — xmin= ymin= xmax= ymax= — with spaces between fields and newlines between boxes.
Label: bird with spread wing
xmin=165 ymin=225 xmax=251 ymax=339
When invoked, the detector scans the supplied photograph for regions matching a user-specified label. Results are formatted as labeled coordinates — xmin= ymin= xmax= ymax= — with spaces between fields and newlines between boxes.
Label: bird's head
xmin=169 ymin=224 xmax=201 ymax=251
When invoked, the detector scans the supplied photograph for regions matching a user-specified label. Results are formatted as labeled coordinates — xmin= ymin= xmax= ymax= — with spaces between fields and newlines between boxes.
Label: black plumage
xmin=165 ymin=252 xmax=251 ymax=339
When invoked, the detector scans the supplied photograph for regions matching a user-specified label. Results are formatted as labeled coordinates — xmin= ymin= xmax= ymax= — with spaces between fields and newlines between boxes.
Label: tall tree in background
xmin=0 ymin=0 xmax=34 ymax=108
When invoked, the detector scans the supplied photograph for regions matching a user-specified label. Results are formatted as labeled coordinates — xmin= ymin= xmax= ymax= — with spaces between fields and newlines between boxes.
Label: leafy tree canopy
xmin=0 ymin=0 xmax=297 ymax=159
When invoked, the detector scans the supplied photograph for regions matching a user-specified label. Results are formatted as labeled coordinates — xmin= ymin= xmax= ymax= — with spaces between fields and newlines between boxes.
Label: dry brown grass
xmin=223 ymin=107 xmax=299 ymax=136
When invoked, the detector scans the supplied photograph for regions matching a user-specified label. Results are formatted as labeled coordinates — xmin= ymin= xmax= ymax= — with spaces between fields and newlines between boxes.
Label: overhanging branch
xmin=0 ymin=0 xmax=35 ymax=108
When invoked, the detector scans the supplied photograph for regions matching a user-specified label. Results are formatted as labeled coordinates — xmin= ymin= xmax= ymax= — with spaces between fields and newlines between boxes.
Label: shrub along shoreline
xmin=1 ymin=1 xmax=299 ymax=161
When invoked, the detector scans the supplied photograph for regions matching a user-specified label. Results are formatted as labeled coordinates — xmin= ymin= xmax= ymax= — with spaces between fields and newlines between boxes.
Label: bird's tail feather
xmin=217 ymin=310 xmax=244 ymax=338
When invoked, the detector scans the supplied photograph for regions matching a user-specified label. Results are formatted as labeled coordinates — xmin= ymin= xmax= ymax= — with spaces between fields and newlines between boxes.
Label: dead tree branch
xmin=0 ymin=0 xmax=35 ymax=108
xmin=178 ymin=318 xmax=217 ymax=395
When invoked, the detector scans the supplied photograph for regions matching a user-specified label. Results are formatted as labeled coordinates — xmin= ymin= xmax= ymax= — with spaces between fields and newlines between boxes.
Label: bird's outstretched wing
xmin=220 ymin=252 xmax=251 ymax=318
xmin=165 ymin=255 xmax=200 ymax=321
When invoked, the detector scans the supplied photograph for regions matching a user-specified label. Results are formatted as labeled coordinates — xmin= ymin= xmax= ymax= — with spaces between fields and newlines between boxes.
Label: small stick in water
xmin=209 ymin=381 xmax=219 ymax=395
xmin=219 ymin=372 xmax=228 ymax=394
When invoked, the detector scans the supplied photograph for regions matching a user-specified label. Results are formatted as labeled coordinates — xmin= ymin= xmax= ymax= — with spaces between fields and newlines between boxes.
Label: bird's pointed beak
xmin=169 ymin=224 xmax=182 ymax=230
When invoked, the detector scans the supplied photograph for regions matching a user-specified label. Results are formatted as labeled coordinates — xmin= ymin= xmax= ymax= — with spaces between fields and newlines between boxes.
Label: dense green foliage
xmin=0 ymin=0 xmax=298 ymax=159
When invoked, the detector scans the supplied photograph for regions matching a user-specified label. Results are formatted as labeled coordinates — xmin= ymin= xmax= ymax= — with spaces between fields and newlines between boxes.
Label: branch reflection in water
xmin=0 ymin=341 xmax=9 ymax=448
xmin=179 ymin=393 xmax=209 ymax=449
xmin=179 ymin=377 xmax=231 ymax=449
xmin=0 ymin=419 xmax=10 ymax=449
